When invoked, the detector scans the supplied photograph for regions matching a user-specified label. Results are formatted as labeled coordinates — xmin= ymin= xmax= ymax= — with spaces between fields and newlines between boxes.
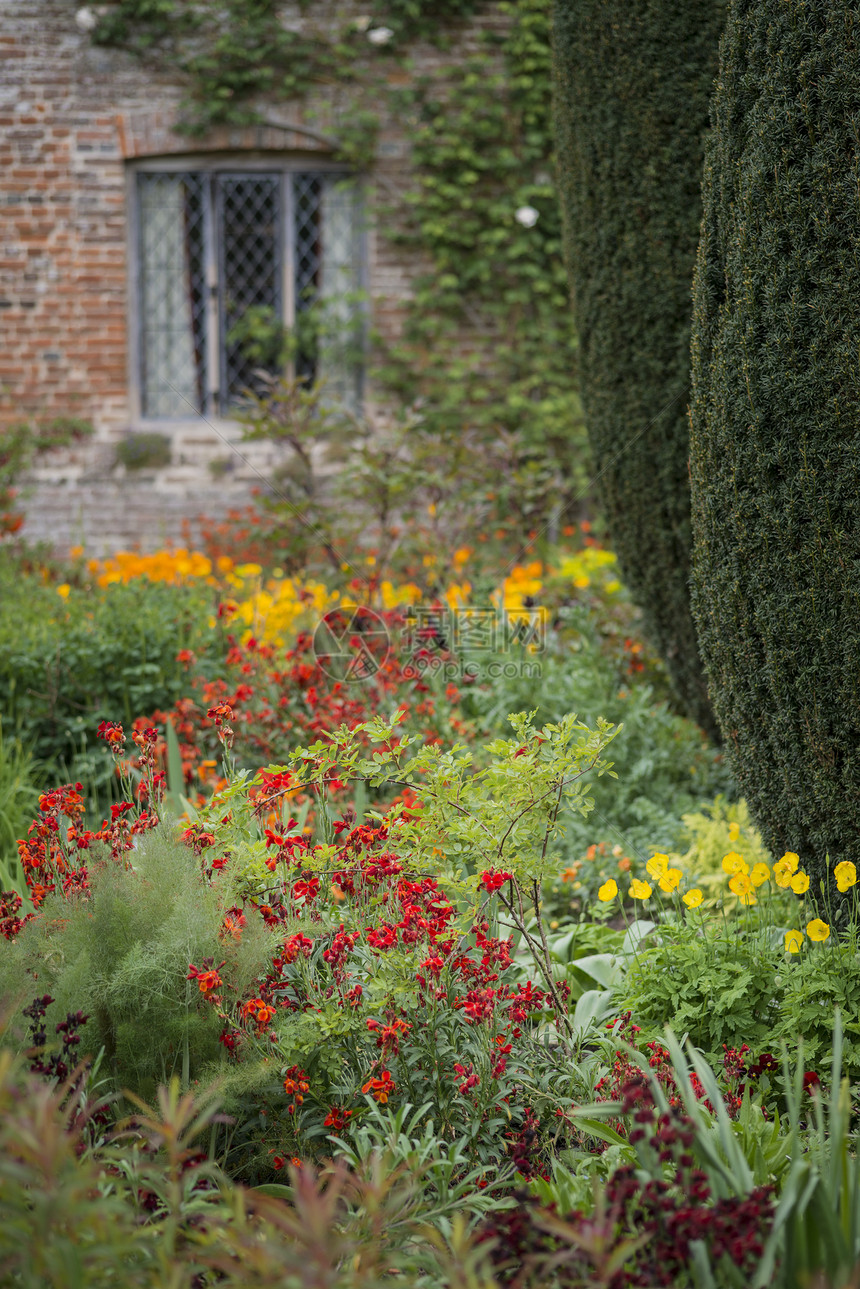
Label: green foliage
xmin=621 ymin=919 xmax=782 ymax=1059
xmin=115 ymin=432 xmax=172 ymax=471
xmin=458 ymin=612 xmax=731 ymax=865
xmin=772 ymin=941 xmax=860 ymax=1090
xmin=0 ymin=419 xmax=93 ymax=486
xmin=0 ymin=1057 xmax=482 ymax=1289
xmin=689 ymin=0 xmax=860 ymax=897
xmin=662 ymin=797 xmax=772 ymax=905
xmin=0 ymin=725 xmax=38 ymax=894
xmin=92 ymin=0 xmax=344 ymax=137
xmin=0 ymin=570 xmax=215 ymax=768
xmin=762 ymin=1019 xmax=860 ymax=1289
xmin=92 ymin=0 xmax=488 ymax=138
xmin=374 ymin=0 xmax=586 ymax=540
xmin=552 ymin=0 xmax=725 ymax=737
xmin=0 ymin=827 xmax=270 ymax=1098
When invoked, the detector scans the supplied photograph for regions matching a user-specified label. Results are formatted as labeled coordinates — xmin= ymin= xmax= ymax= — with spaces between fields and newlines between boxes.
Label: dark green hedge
xmin=552 ymin=0 xmax=725 ymax=740
xmin=690 ymin=0 xmax=860 ymax=890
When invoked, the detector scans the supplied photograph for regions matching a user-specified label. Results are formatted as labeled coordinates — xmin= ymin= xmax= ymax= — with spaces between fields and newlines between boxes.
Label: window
xmin=134 ymin=165 xmax=364 ymax=419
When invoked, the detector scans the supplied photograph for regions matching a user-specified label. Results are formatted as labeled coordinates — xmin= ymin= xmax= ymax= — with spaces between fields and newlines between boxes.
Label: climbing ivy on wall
xmin=91 ymin=0 xmax=585 ymax=532
xmin=380 ymin=0 xmax=585 ymax=519
xmin=92 ymin=0 xmax=490 ymax=136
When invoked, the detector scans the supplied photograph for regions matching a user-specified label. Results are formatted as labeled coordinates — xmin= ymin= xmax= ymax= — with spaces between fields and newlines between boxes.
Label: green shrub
xmin=0 ymin=725 xmax=39 ymax=893
xmin=621 ymin=918 xmax=783 ymax=1060
xmin=0 ymin=571 xmax=216 ymax=769
xmin=552 ymin=0 xmax=725 ymax=739
xmin=689 ymin=0 xmax=860 ymax=895
xmin=115 ymin=432 xmax=172 ymax=471
xmin=458 ymin=613 xmax=732 ymax=862
xmin=0 ymin=827 xmax=272 ymax=1100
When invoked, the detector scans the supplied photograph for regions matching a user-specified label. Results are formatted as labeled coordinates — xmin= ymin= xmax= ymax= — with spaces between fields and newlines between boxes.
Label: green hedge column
xmin=690 ymin=0 xmax=860 ymax=888
xmin=553 ymin=0 xmax=724 ymax=741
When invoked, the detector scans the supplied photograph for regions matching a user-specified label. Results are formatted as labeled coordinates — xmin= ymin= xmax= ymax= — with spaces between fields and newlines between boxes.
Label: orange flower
xmin=240 ymin=997 xmax=276 ymax=1033
xmin=362 ymin=1069 xmax=395 ymax=1104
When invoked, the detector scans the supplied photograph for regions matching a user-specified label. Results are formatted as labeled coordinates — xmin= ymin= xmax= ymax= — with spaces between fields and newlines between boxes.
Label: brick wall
xmin=1 ymin=0 xmax=508 ymax=555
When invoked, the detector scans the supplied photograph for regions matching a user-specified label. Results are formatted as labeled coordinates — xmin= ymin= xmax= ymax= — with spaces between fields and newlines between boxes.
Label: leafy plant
xmin=115 ymin=432 xmax=172 ymax=472
xmin=0 ymin=826 xmax=272 ymax=1100
xmin=0 ymin=723 xmax=38 ymax=895
xmin=0 ymin=572 xmax=217 ymax=773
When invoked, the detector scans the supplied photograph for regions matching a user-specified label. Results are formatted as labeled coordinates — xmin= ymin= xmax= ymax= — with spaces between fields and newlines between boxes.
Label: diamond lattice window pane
xmin=218 ymin=174 xmax=282 ymax=405
xmin=292 ymin=173 xmax=324 ymax=383
xmin=138 ymin=173 xmax=207 ymax=417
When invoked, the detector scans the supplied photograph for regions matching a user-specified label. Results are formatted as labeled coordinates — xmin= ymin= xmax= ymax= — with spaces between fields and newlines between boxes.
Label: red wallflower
xmin=362 ymin=1069 xmax=395 ymax=1105
xmin=480 ymin=869 xmax=514 ymax=893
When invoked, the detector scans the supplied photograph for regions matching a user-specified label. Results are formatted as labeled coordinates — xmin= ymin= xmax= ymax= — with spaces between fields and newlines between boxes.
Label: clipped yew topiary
xmin=690 ymin=0 xmax=860 ymax=889
xmin=552 ymin=0 xmax=725 ymax=741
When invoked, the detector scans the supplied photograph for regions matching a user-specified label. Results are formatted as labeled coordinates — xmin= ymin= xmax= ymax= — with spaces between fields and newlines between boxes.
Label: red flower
xmin=362 ymin=1069 xmax=395 ymax=1105
xmin=283 ymin=1065 xmax=310 ymax=1113
xmin=187 ymin=960 xmax=225 ymax=997
xmin=479 ymin=870 xmax=514 ymax=893
xmin=96 ymin=721 xmax=125 ymax=751
xmin=323 ymin=1106 xmax=353 ymax=1131
xmin=239 ymin=997 xmax=276 ymax=1033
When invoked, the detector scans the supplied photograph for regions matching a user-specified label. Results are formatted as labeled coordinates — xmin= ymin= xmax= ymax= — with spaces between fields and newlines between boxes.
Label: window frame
xmin=125 ymin=153 xmax=363 ymax=426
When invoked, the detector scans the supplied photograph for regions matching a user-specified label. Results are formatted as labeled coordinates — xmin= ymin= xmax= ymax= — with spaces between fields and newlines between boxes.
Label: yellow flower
xmin=629 ymin=878 xmax=652 ymax=901
xmin=834 ymin=861 xmax=857 ymax=892
xmin=729 ymin=872 xmax=757 ymax=905
xmin=598 ymin=879 xmax=618 ymax=902
xmin=721 ymin=851 xmax=748 ymax=876
xmin=784 ymin=929 xmax=803 ymax=954
xmin=646 ymin=853 xmax=670 ymax=879
xmin=774 ymin=858 xmax=796 ymax=888
xmin=750 ymin=862 xmax=771 ymax=887
xmin=790 ymin=872 xmax=810 ymax=895
xmin=682 ymin=888 xmax=703 ymax=909
xmin=658 ymin=867 xmax=683 ymax=893
xmin=56 ymin=583 xmax=71 ymax=599
xmin=806 ymin=918 xmax=830 ymax=943
xmin=780 ymin=852 xmax=800 ymax=873
xmin=728 ymin=821 xmax=741 ymax=842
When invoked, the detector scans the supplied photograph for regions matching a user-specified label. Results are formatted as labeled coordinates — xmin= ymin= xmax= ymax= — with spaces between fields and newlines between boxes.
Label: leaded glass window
xmin=136 ymin=168 xmax=363 ymax=418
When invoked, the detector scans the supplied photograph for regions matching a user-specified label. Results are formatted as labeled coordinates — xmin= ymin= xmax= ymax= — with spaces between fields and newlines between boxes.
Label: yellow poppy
xmin=780 ymin=852 xmax=800 ymax=873
xmin=728 ymin=821 xmax=741 ymax=842
xmin=806 ymin=919 xmax=830 ymax=943
xmin=774 ymin=858 xmax=795 ymax=888
xmin=629 ymin=878 xmax=652 ymax=900
xmin=598 ymin=879 xmax=618 ymax=902
xmin=722 ymin=851 xmax=748 ymax=876
xmin=834 ymin=861 xmax=857 ymax=892
xmin=729 ymin=872 xmax=757 ymax=905
xmin=784 ymin=929 xmax=803 ymax=954
xmin=646 ymin=853 xmax=670 ymax=879
xmin=682 ymin=888 xmax=703 ymax=909
xmin=750 ymin=862 xmax=771 ymax=887
xmin=658 ymin=867 xmax=683 ymax=893
xmin=790 ymin=872 xmax=810 ymax=895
